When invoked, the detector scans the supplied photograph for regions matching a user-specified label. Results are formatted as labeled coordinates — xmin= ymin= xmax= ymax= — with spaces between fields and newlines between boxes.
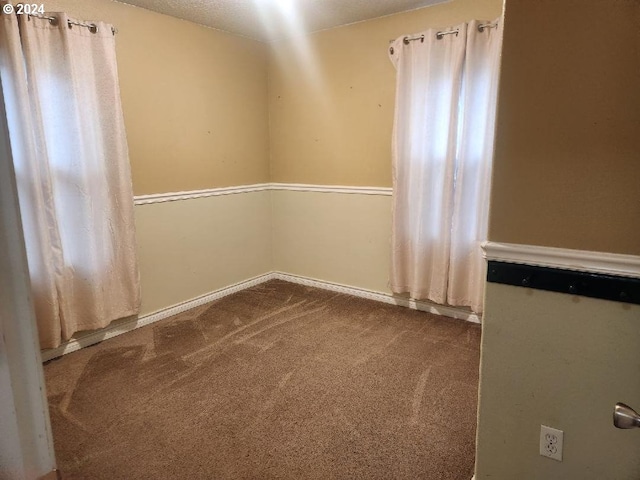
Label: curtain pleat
xmin=448 ymin=20 xmax=503 ymax=313
xmin=389 ymin=19 xmax=502 ymax=314
xmin=0 ymin=11 xmax=140 ymax=348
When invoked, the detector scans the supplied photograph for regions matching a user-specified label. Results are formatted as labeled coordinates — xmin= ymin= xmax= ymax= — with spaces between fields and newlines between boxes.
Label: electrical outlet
xmin=540 ymin=425 xmax=563 ymax=461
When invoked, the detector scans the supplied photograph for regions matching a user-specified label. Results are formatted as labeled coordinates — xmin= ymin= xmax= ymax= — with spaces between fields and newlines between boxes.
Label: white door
xmin=0 ymin=80 xmax=56 ymax=480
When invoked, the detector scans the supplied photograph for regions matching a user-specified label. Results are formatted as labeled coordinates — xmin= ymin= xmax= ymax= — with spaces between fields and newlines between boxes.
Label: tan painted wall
xmin=45 ymin=0 xmax=270 ymax=195
xmin=488 ymin=0 xmax=640 ymax=255
xmin=271 ymin=191 xmax=392 ymax=293
xmin=41 ymin=0 xmax=273 ymax=319
xmin=268 ymin=0 xmax=503 ymax=186
xmin=135 ymin=193 xmax=272 ymax=315
xmin=476 ymin=284 xmax=640 ymax=479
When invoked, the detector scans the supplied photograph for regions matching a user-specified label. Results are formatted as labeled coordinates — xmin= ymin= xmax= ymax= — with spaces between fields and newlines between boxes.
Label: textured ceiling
xmin=118 ymin=0 xmax=450 ymax=41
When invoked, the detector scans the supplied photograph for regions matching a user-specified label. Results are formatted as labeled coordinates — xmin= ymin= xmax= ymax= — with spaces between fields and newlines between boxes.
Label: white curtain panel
xmin=389 ymin=19 xmax=502 ymax=313
xmin=0 ymin=13 xmax=140 ymax=349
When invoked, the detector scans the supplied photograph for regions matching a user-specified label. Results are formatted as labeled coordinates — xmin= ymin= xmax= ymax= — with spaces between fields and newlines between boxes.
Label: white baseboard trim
xmin=133 ymin=183 xmax=392 ymax=205
xmin=40 ymin=272 xmax=276 ymax=362
xmin=483 ymin=241 xmax=640 ymax=279
xmin=273 ymin=272 xmax=481 ymax=324
xmin=41 ymin=271 xmax=479 ymax=361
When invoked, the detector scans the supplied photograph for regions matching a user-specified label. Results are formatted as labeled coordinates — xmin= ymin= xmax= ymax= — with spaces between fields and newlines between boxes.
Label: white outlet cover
xmin=540 ymin=425 xmax=564 ymax=461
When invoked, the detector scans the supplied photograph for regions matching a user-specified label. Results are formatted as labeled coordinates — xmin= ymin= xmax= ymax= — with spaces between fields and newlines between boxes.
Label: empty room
xmin=1 ymin=0 xmax=639 ymax=479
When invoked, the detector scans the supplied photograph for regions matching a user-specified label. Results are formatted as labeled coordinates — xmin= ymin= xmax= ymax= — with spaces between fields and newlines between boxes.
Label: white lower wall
xmin=271 ymin=189 xmax=392 ymax=294
xmin=44 ymin=186 xmax=485 ymax=360
xmin=476 ymin=283 xmax=640 ymax=479
xmin=45 ymin=185 xmax=486 ymax=360
xmin=135 ymin=190 xmax=273 ymax=315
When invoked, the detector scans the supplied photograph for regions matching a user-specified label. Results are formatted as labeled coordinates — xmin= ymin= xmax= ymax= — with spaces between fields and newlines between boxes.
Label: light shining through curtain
xmin=388 ymin=19 xmax=503 ymax=313
xmin=0 ymin=11 xmax=140 ymax=349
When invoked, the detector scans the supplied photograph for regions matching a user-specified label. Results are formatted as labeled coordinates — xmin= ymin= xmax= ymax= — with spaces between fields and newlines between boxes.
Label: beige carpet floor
xmin=44 ymin=279 xmax=481 ymax=479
